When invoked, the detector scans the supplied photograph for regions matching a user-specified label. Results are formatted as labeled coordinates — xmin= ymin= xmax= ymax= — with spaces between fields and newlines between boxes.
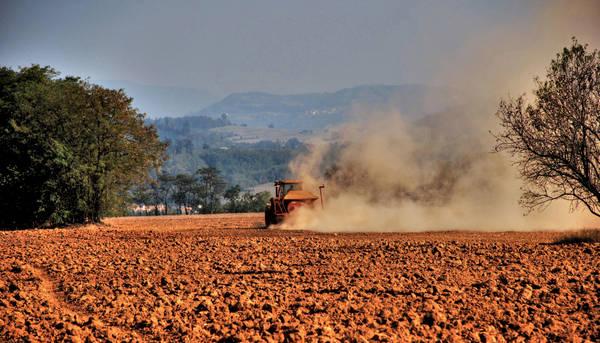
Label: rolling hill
xmin=149 ymin=84 xmax=464 ymax=188
xmin=188 ymin=84 xmax=462 ymax=129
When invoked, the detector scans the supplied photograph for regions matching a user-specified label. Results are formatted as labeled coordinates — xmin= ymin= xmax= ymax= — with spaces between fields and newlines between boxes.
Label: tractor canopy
xmin=283 ymin=190 xmax=319 ymax=201
xmin=275 ymin=180 xmax=318 ymax=201
xmin=265 ymin=179 xmax=324 ymax=227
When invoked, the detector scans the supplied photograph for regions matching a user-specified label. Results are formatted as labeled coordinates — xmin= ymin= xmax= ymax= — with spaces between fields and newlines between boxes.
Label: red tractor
xmin=264 ymin=180 xmax=324 ymax=227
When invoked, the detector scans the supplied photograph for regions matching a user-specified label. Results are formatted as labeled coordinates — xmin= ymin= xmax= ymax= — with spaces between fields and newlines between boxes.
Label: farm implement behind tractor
xmin=264 ymin=180 xmax=324 ymax=227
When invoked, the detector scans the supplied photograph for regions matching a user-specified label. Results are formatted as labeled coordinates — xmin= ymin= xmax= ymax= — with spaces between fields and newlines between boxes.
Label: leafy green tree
xmin=130 ymin=183 xmax=155 ymax=215
xmin=233 ymin=191 xmax=272 ymax=213
xmin=147 ymin=179 xmax=164 ymax=215
xmin=495 ymin=39 xmax=600 ymax=217
xmin=130 ymin=172 xmax=271 ymax=215
xmin=196 ymin=167 xmax=226 ymax=213
xmin=224 ymin=185 xmax=242 ymax=212
xmin=156 ymin=173 xmax=175 ymax=215
xmin=0 ymin=65 xmax=166 ymax=228
xmin=246 ymin=191 xmax=272 ymax=212
xmin=1 ymin=66 xmax=88 ymax=226
xmin=82 ymin=85 xmax=166 ymax=221
xmin=172 ymin=173 xmax=199 ymax=214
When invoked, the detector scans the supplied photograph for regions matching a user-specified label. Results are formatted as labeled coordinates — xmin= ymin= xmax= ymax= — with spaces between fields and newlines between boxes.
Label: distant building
xmin=128 ymin=204 xmax=166 ymax=215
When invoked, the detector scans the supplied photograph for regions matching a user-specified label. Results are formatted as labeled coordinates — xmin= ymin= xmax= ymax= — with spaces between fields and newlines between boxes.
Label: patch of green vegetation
xmin=162 ymin=139 xmax=307 ymax=188
xmin=0 ymin=65 xmax=166 ymax=228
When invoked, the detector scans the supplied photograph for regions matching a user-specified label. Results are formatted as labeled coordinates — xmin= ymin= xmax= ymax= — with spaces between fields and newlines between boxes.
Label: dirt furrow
xmin=28 ymin=265 xmax=145 ymax=342
xmin=0 ymin=214 xmax=597 ymax=341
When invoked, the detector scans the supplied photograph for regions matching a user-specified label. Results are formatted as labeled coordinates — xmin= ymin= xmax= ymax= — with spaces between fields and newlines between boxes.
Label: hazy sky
xmin=1 ymin=1 xmax=599 ymax=97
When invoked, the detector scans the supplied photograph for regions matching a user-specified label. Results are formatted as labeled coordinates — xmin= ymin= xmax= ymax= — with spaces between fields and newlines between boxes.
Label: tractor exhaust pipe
xmin=319 ymin=184 xmax=325 ymax=209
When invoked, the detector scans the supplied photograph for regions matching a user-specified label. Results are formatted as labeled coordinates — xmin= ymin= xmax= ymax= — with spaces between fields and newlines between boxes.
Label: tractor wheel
xmin=264 ymin=206 xmax=271 ymax=228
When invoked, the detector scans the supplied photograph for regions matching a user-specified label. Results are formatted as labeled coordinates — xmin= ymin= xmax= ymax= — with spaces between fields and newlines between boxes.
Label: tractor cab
xmin=276 ymin=180 xmax=304 ymax=197
xmin=264 ymin=179 xmax=322 ymax=227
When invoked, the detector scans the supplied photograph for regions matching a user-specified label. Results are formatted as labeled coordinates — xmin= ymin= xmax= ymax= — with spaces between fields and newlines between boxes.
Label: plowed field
xmin=1 ymin=214 xmax=598 ymax=342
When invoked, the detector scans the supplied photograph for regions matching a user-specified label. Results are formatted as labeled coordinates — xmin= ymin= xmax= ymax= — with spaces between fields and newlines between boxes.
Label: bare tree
xmin=494 ymin=38 xmax=600 ymax=217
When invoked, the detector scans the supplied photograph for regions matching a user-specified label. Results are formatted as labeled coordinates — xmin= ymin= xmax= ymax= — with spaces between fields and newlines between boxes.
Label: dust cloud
xmin=285 ymin=108 xmax=598 ymax=231
xmin=284 ymin=1 xmax=600 ymax=232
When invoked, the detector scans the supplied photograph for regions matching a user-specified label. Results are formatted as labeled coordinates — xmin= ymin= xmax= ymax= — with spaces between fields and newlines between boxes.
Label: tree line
xmin=161 ymin=136 xmax=307 ymax=188
xmin=0 ymin=65 xmax=166 ymax=228
xmin=130 ymin=167 xmax=271 ymax=215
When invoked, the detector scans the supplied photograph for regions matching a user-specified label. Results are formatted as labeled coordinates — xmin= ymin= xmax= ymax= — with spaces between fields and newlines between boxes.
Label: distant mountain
xmin=145 ymin=84 xmax=468 ymax=187
xmin=189 ymin=84 xmax=462 ymax=129
xmin=97 ymin=80 xmax=216 ymax=118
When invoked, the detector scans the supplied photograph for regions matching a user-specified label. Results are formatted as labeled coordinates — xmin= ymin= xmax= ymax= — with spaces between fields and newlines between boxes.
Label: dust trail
xmin=27 ymin=264 xmax=144 ymax=340
xmin=283 ymin=2 xmax=600 ymax=232
xmin=285 ymin=108 xmax=598 ymax=231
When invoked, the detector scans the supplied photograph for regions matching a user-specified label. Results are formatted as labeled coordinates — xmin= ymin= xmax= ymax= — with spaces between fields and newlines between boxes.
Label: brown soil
xmin=0 ymin=214 xmax=598 ymax=342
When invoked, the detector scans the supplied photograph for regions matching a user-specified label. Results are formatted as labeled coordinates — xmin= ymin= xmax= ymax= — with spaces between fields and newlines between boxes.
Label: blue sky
xmin=1 ymin=1 xmax=598 ymax=98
